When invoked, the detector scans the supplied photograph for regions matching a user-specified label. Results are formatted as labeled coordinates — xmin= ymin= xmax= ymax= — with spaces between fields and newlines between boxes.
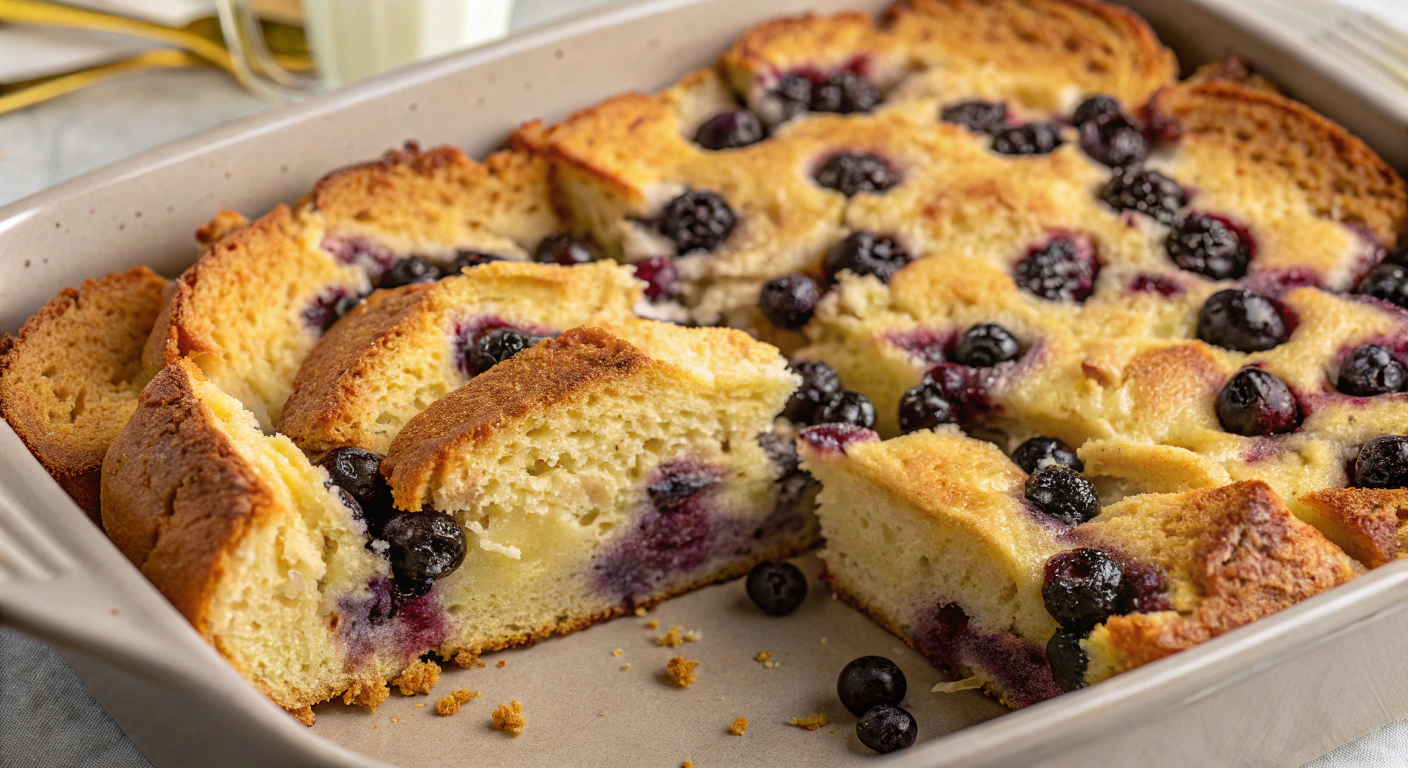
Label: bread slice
xmin=0 ymin=267 xmax=170 ymax=516
xmin=279 ymin=261 xmax=641 ymax=455
xmin=799 ymin=426 xmax=1357 ymax=708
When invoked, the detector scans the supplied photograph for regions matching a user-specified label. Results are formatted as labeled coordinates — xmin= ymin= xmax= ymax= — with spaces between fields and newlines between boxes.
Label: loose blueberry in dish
xmin=746 ymin=560 xmax=808 ymax=616
xmin=758 ymin=274 xmax=820 ymax=329
xmin=693 ymin=110 xmax=767 ymax=150
xmin=1025 ymin=466 xmax=1100 ymax=526
xmin=1078 ymin=113 xmax=1147 ymax=168
xmin=1072 ymin=94 xmax=1121 ymax=127
xmin=534 ymin=233 xmax=596 ymax=266
xmin=1166 ymin=213 xmax=1252 ymax=280
xmin=1046 ymin=629 xmax=1089 ymax=692
xmin=1042 ymin=548 xmax=1124 ymax=631
xmin=954 ymin=323 xmax=1021 ymax=367
xmin=825 ymin=232 xmax=911 ymax=283
xmin=1338 ymin=344 xmax=1407 ymax=396
xmin=898 ymin=378 xmax=960 ymax=434
xmin=317 ymin=447 xmax=393 ymax=532
xmin=940 ymin=100 xmax=1009 ymax=134
xmin=991 ymin=123 xmax=1064 ymax=156
xmin=814 ymin=153 xmax=897 ymax=196
xmin=809 ymin=71 xmax=880 ymax=114
xmin=658 ymin=190 xmax=737 ymax=254
xmin=1354 ymin=435 xmax=1408 ymax=489
xmin=837 ymin=656 xmax=907 ymax=716
xmin=1014 ymin=236 xmax=1099 ymax=303
xmin=632 ymin=256 xmax=682 ymax=303
xmin=856 ymin=704 xmax=917 ymax=754
xmin=465 ymin=327 xmax=542 ymax=375
xmin=1012 ymin=436 xmax=1084 ymax=474
xmin=1215 ymin=368 xmax=1301 ymax=437
xmin=1099 ymin=168 xmax=1186 ymax=225
xmin=1196 ymin=288 xmax=1290 ymax=352
xmin=377 ymin=256 xmax=443 ymax=289
xmin=784 ymin=360 xmax=843 ymax=424
xmin=378 ymin=510 xmax=467 ymax=584
xmin=1354 ymin=263 xmax=1408 ymax=310
xmin=816 ymin=390 xmax=877 ymax=429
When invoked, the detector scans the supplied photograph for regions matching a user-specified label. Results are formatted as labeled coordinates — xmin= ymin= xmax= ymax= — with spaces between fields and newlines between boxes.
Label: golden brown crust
xmin=1298 ymin=487 xmax=1408 ymax=568
xmin=99 ymin=359 xmax=266 ymax=630
xmin=382 ymin=327 xmax=651 ymax=508
xmin=195 ymin=210 xmax=251 ymax=248
xmin=1147 ymin=80 xmax=1407 ymax=246
xmin=0 ymin=267 xmax=169 ymax=517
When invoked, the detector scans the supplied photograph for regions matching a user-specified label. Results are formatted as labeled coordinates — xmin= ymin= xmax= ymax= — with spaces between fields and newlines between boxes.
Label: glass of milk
xmin=215 ymin=0 xmax=514 ymax=100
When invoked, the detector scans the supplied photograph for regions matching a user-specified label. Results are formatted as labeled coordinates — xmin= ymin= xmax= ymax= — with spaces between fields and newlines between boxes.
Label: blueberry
xmin=1166 ymin=214 xmax=1251 ymax=280
xmin=810 ymin=72 xmax=879 ymax=114
xmin=784 ymin=361 xmax=843 ymax=424
xmin=940 ymin=100 xmax=1009 ymax=134
xmin=647 ymin=465 xmax=717 ymax=512
xmin=758 ymin=432 xmax=800 ymax=477
xmin=1355 ymin=263 xmax=1408 ymax=309
xmin=1338 ymin=344 xmax=1407 ymax=396
xmin=1072 ymin=95 xmax=1121 ymax=127
xmin=1026 ymin=466 xmax=1100 ymax=526
xmin=331 ymin=293 xmax=363 ymax=322
xmin=1012 ymin=436 xmax=1084 ymax=474
xmin=1078 ymin=113 xmax=1147 ymax=168
xmin=535 ymin=234 xmax=596 ymax=266
xmin=633 ymin=256 xmax=681 ymax=303
xmin=1216 ymin=368 xmax=1301 ymax=437
xmin=814 ymin=153 xmax=897 ymax=196
xmin=758 ymin=274 xmax=820 ymax=329
xmin=448 ymin=250 xmax=504 ymax=272
xmin=898 ymin=379 xmax=960 ymax=434
xmin=1014 ymin=237 xmax=1099 ymax=303
xmin=1387 ymin=246 xmax=1408 ymax=267
xmin=745 ymin=560 xmax=807 ymax=616
xmin=816 ymin=390 xmax=877 ymax=429
xmin=837 ymin=656 xmax=907 ymax=716
xmin=1196 ymin=288 xmax=1289 ymax=352
xmin=694 ymin=110 xmax=766 ymax=150
xmin=991 ymin=123 xmax=1064 ymax=156
xmin=466 ymin=327 xmax=540 ymax=375
xmin=377 ymin=256 xmax=442 ymax=288
xmin=316 ymin=447 xmax=393 ymax=534
xmin=1046 ymin=629 xmax=1089 ymax=692
xmin=955 ymin=323 xmax=1021 ymax=367
xmin=825 ymin=232 xmax=910 ymax=283
xmin=856 ymin=705 xmax=917 ymax=754
xmin=658 ymin=190 xmax=736 ymax=254
xmin=1042 ymin=548 xmax=1124 ymax=630
xmin=379 ymin=510 xmax=467 ymax=583
xmin=1355 ymin=435 xmax=1408 ymax=489
xmin=1099 ymin=168 xmax=1186 ymax=225
xmin=773 ymin=73 xmax=814 ymax=121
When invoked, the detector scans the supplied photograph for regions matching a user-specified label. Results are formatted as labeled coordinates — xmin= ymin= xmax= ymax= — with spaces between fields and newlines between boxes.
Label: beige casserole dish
xmin=1 ymin=0 xmax=1407 ymax=765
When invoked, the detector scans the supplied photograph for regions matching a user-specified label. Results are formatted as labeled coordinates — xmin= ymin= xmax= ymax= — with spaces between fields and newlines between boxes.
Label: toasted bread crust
xmin=1298 ymin=487 xmax=1408 ymax=568
xmin=0 ymin=267 xmax=169 ymax=516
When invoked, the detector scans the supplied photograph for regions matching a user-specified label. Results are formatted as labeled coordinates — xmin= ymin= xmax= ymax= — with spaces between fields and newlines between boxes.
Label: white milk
xmin=300 ymin=0 xmax=514 ymax=86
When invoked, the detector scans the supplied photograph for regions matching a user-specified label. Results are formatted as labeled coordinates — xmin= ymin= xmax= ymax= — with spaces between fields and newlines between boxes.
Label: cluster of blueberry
xmin=744 ymin=560 xmax=917 ymax=754
xmin=783 ymin=360 xmax=879 ymax=431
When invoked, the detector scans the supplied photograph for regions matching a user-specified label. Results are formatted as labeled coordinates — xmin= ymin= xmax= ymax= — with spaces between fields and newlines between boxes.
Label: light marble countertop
xmin=1 ymin=0 xmax=1407 ymax=766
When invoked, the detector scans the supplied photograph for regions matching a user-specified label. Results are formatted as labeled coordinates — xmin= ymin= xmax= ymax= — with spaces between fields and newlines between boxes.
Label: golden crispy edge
xmin=1298 ymin=487 xmax=1408 ymax=569
xmin=100 ymin=358 xmax=266 ymax=631
xmin=0 ymin=267 xmax=169 ymax=516
xmin=381 ymin=326 xmax=653 ymax=509
xmin=1146 ymin=80 xmax=1408 ymax=246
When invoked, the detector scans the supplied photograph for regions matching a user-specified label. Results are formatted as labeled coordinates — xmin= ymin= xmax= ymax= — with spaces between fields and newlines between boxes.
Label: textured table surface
xmin=2 ymin=0 xmax=1407 ymax=766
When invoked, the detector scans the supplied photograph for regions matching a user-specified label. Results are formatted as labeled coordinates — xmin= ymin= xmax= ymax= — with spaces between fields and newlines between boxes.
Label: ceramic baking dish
xmin=2 ymin=0 xmax=1407 ymax=765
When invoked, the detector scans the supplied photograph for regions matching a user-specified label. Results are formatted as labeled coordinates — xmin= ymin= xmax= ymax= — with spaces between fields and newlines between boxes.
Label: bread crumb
xmin=763 ymin=660 xmax=776 ymax=669
xmin=390 ymin=716 xmax=401 ymax=723
xmin=667 ymin=656 xmax=699 ymax=688
xmin=820 ymin=638 xmax=827 ymax=644
xmin=497 ymin=659 xmax=508 ymax=668
xmin=621 ymin=664 xmax=631 ymax=671
xmin=612 ymin=648 xmax=623 ymax=656
xmin=656 ymin=625 xmax=684 ymax=647
xmin=341 ymin=679 xmax=389 ymax=711
xmin=730 ymin=716 xmax=749 ymax=736
xmin=683 ymin=762 xmax=693 ymax=768
xmin=682 ymin=629 xmax=702 ymax=642
xmin=788 ymin=713 xmax=829 ymax=731
xmin=599 ymin=712 xmax=607 ymax=717
xmin=754 ymin=651 xmax=771 ymax=662
xmin=435 ymin=689 xmax=481 ymax=716
xmin=491 ymin=700 xmax=526 ymax=736
xmin=475 ymin=660 xmax=487 ymax=668
xmin=452 ymin=650 xmax=480 ymax=668
xmin=634 ymin=606 xmax=648 ymax=617
xmin=290 ymin=706 xmax=315 ymax=727
xmin=415 ymin=704 xmax=426 ymax=709
xmin=646 ymin=618 xmax=659 ymax=629
xmin=391 ymin=659 xmax=441 ymax=696
xmin=932 ymin=676 xmax=985 ymax=693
